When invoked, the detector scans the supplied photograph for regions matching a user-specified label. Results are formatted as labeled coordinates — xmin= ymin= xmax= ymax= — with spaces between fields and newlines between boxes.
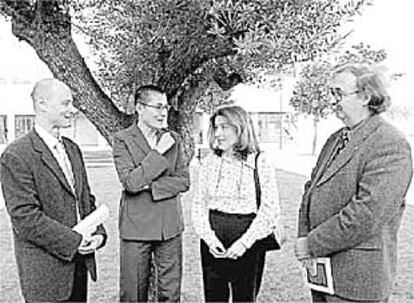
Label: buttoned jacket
xmin=112 ymin=123 xmax=190 ymax=240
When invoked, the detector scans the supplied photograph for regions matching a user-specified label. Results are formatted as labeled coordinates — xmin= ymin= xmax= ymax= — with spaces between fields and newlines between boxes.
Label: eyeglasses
xmin=139 ymin=102 xmax=171 ymax=111
xmin=329 ymin=87 xmax=360 ymax=103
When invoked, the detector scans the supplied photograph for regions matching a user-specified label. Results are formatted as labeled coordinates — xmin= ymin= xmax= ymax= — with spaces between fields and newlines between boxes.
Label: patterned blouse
xmin=191 ymin=151 xmax=281 ymax=249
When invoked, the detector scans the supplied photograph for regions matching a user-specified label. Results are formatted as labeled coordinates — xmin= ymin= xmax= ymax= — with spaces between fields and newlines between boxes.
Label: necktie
xmin=155 ymin=130 xmax=164 ymax=144
xmin=54 ymin=140 xmax=80 ymax=221
xmin=337 ymin=128 xmax=350 ymax=155
xmin=326 ymin=128 xmax=350 ymax=167
xmin=54 ymin=140 xmax=75 ymax=192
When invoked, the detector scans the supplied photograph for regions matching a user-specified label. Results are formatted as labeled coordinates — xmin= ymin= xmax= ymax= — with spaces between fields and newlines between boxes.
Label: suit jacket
xmin=298 ymin=115 xmax=413 ymax=301
xmin=0 ymin=130 xmax=107 ymax=302
xmin=112 ymin=123 xmax=190 ymax=240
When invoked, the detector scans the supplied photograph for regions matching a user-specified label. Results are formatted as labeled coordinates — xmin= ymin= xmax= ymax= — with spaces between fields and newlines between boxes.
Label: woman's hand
xmin=225 ymin=240 xmax=247 ymax=260
xmin=209 ymin=238 xmax=227 ymax=258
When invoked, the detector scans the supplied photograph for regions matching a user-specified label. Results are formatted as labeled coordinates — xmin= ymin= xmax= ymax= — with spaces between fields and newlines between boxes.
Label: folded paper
xmin=73 ymin=204 xmax=109 ymax=238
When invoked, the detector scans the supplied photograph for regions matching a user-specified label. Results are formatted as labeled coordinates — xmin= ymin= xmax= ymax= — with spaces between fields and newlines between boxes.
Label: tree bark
xmin=2 ymin=1 xmax=235 ymax=156
xmin=4 ymin=0 xmax=133 ymax=144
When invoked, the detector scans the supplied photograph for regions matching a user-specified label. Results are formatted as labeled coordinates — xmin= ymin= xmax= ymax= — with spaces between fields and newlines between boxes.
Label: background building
xmin=0 ymin=78 xmax=109 ymax=151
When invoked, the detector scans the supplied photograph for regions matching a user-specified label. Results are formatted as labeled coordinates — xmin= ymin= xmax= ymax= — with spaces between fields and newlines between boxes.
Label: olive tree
xmin=0 ymin=0 xmax=369 ymax=161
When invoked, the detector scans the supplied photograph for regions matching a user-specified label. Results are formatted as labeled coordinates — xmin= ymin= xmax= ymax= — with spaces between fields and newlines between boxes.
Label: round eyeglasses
xmin=329 ymin=87 xmax=360 ymax=103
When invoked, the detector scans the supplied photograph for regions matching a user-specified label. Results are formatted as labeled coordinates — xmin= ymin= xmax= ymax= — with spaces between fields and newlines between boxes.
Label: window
xmin=257 ymin=113 xmax=282 ymax=143
xmin=0 ymin=115 xmax=7 ymax=144
xmin=15 ymin=115 xmax=35 ymax=139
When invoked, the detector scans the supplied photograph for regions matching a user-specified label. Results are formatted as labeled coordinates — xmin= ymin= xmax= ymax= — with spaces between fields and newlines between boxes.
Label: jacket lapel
xmin=31 ymin=131 xmax=75 ymax=196
xmin=311 ymin=133 xmax=342 ymax=187
xmin=316 ymin=115 xmax=382 ymax=186
xmin=126 ymin=123 xmax=152 ymax=154
xmin=316 ymin=137 xmax=358 ymax=186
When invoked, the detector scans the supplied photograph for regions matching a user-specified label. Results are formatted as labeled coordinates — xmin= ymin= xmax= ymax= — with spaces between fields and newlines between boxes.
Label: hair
xmin=333 ymin=64 xmax=390 ymax=114
xmin=133 ymin=84 xmax=165 ymax=106
xmin=208 ymin=105 xmax=260 ymax=159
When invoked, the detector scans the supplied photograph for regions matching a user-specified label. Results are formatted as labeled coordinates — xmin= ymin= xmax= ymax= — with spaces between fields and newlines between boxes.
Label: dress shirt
xmin=192 ymin=152 xmax=281 ymax=249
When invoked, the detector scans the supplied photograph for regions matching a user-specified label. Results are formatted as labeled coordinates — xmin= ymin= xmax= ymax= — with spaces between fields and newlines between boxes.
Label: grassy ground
xmin=1 ymin=164 xmax=413 ymax=302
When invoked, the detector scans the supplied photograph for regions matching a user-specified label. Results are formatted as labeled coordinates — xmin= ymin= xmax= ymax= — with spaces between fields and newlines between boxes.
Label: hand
xmin=208 ymin=238 xmax=227 ymax=258
xmin=155 ymin=132 xmax=175 ymax=154
xmin=77 ymin=235 xmax=104 ymax=255
xmin=225 ymin=240 xmax=247 ymax=260
xmin=294 ymin=237 xmax=312 ymax=260
xmin=302 ymin=258 xmax=318 ymax=276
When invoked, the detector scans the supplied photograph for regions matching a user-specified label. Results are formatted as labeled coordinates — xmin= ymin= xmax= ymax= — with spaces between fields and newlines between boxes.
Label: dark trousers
xmin=201 ymin=210 xmax=266 ymax=303
xmin=66 ymin=255 xmax=88 ymax=303
xmin=311 ymin=290 xmax=389 ymax=303
xmin=120 ymin=234 xmax=183 ymax=303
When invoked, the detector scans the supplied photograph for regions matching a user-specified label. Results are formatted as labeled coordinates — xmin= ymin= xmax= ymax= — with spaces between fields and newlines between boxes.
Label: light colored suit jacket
xmin=0 ymin=130 xmax=107 ymax=301
xmin=298 ymin=115 xmax=413 ymax=301
xmin=112 ymin=123 xmax=190 ymax=240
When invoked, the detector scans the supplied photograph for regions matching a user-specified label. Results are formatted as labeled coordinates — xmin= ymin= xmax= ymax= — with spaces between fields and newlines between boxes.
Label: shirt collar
xmin=34 ymin=124 xmax=60 ymax=151
xmin=137 ymin=121 xmax=158 ymax=142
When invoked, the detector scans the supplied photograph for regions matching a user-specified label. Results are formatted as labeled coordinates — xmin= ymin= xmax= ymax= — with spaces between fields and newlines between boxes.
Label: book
xmin=301 ymin=257 xmax=334 ymax=295
xmin=72 ymin=204 xmax=109 ymax=238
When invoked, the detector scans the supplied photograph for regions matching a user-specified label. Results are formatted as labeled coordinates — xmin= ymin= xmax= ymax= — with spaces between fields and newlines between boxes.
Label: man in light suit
xmin=295 ymin=64 xmax=413 ymax=302
xmin=0 ymin=79 xmax=107 ymax=302
xmin=112 ymin=85 xmax=190 ymax=302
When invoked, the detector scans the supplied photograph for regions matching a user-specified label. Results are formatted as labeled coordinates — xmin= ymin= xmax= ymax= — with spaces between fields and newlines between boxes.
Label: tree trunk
xmin=10 ymin=20 xmax=132 ymax=143
xmin=168 ymin=91 xmax=200 ymax=165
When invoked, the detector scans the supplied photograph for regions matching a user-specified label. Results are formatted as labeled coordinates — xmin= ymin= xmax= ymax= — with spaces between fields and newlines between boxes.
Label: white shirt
xmin=34 ymin=125 xmax=60 ymax=155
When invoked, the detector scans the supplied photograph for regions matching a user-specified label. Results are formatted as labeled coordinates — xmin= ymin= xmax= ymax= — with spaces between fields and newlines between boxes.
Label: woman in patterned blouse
xmin=191 ymin=105 xmax=282 ymax=302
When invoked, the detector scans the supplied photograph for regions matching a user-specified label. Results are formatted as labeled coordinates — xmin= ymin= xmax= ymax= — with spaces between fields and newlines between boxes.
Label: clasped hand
xmin=209 ymin=239 xmax=247 ymax=260
xmin=77 ymin=235 xmax=104 ymax=255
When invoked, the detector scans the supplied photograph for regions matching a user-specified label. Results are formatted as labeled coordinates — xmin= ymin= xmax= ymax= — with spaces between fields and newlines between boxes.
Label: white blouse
xmin=191 ymin=152 xmax=281 ymax=249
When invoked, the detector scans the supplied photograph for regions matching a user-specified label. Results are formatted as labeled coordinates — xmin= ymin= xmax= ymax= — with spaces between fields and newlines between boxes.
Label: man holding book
xmin=295 ymin=64 xmax=413 ymax=302
xmin=0 ymin=79 xmax=107 ymax=302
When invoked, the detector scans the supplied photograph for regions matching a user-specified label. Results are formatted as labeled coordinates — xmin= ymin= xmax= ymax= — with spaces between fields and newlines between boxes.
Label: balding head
xmin=31 ymin=78 xmax=76 ymax=134
xmin=31 ymin=79 xmax=72 ymax=110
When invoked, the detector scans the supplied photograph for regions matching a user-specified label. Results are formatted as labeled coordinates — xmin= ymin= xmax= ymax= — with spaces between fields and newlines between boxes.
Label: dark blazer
xmin=298 ymin=115 xmax=413 ymax=301
xmin=0 ymin=130 xmax=107 ymax=302
xmin=112 ymin=123 xmax=190 ymax=240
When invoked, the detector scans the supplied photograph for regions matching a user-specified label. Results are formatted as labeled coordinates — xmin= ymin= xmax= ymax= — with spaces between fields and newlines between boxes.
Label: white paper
xmin=72 ymin=204 xmax=109 ymax=238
